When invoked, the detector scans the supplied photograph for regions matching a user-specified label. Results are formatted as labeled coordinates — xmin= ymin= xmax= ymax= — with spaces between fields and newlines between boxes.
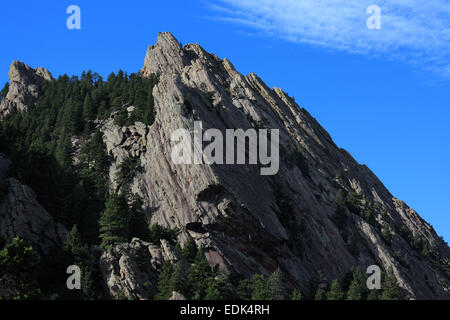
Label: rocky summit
xmin=0 ymin=32 xmax=448 ymax=300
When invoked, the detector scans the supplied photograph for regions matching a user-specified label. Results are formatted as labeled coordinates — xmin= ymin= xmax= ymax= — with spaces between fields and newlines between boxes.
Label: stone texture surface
xmin=2 ymin=33 xmax=448 ymax=300
xmin=0 ymin=275 xmax=19 ymax=298
xmin=170 ymin=291 xmax=187 ymax=300
xmin=0 ymin=177 xmax=66 ymax=255
xmin=99 ymin=32 xmax=448 ymax=299
xmin=0 ymin=153 xmax=11 ymax=179
xmin=99 ymin=238 xmax=182 ymax=300
xmin=101 ymin=119 xmax=148 ymax=192
xmin=0 ymin=60 xmax=53 ymax=118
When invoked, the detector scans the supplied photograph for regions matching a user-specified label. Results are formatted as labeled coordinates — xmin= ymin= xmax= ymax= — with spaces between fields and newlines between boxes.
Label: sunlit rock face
xmin=3 ymin=33 xmax=449 ymax=299
xmin=96 ymin=32 xmax=450 ymax=299
xmin=0 ymin=60 xmax=53 ymax=118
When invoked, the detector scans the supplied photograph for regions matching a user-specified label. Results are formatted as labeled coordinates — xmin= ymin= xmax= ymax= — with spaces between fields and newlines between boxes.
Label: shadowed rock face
xmin=0 ymin=60 xmax=53 ymax=118
xmin=0 ymin=154 xmax=65 ymax=258
xmin=105 ymin=32 xmax=448 ymax=299
xmin=0 ymin=176 xmax=66 ymax=256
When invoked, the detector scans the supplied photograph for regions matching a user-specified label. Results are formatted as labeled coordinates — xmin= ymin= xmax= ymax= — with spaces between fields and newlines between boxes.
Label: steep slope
xmin=100 ymin=32 xmax=449 ymax=299
xmin=0 ymin=32 xmax=448 ymax=300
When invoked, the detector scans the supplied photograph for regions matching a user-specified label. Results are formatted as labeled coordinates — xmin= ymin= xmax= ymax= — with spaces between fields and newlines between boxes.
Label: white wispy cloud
xmin=206 ymin=0 xmax=450 ymax=77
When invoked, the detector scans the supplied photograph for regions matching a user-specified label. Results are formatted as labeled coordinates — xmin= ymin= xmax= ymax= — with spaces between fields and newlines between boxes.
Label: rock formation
xmin=0 ymin=154 xmax=65 ymax=256
xmin=1 ymin=32 xmax=449 ymax=299
xmin=0 ymin=60 xmax=53 ymax=118
xmin=0 ymin=177 xmax=66 ymax=255
xmin=99 ymin=238 xmax=183 ymax=300
xmin=100 ymin=32 xmax=448 ymax=299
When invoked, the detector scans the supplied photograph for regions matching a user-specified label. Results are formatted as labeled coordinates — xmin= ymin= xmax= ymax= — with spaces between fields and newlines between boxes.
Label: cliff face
xmin=0 ymin=60 xmax=53 ymax=118
xmin=1 ymin=32 xmax=449 ymax=300
xmin=0 ymin=62 xmax=63 ymax=257
xmin=0 ymin=154 xmax=66 ymax=256
xmin=100 ymin=32 xmax=448 ymax=299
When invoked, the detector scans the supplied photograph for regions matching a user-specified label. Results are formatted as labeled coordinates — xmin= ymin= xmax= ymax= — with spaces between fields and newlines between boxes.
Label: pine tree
xmin=64 ymin=225 xmax=86 ymax=259
xmin=326 ymin=280 xmax=344 ymax=300
xmin=314 ymin=289 xmax=326 ymax=300
xmin=63 ymin=225 xmax=97 ymax=300
xmin=99 ymin=193 xmax=129 ymax=249
xmin=82 ymin=92 xmax=94 ymax=120
xmin=267 ymin=268 xmax=286 ymax=300
xmin=187 ymin=247 xmax=213 ymax=299
xmin=149 ymin=224 xmax=179 ymax=245
xmin=203 ymin=272 xmax=235 ymax=300
xmin=204 ymin=278 xmax=223 ymax=300
xmin=346 ymin=266 xmax=367 ymax=300
xmin=0 ymin=238 xmax=41 ymax=299
xmin=291 ymin=288 xmax=304 ymax=300
xmin=80 ymin=264 xmax=96 ymax=300
xmin=249 ymin=274 xmax=271 ymax=300
xmin=55 ymin=131 xmax=72 ymax=168
xmin=97 ymin=100 xmax=109 ymax=119
xmin=238 ymin=274 xmax=271 ymax=300
xmin=155 ymin=262 xmax=174 ymax=300
xmin=128 ymin=195 xmax=151 ymax=241
xmin=170 ymin=262 xmax=189 ymax=297
xmin=182 ymin=235 xmax=198 ymax=263
xmin=380 ymin=269 xmax=404 ymax=300
xmin=381 ymin=226 xmax=392 ymax=245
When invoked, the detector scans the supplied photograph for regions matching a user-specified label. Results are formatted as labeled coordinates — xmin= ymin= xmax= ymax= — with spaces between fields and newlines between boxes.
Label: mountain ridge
xmin=0 ymin=32 xmax=448 ymax=300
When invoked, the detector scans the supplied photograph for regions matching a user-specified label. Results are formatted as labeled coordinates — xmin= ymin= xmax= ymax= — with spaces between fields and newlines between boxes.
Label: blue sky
xmin=0 ymin=1 xmax=449 ymax=242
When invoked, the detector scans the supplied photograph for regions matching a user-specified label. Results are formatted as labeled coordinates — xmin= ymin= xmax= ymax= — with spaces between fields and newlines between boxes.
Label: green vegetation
xmin=64 ymin=225 xmax=87 ymax=259
xmin=0 ymin=71 xmax=154 ymax=243
xmin=111 ymin=72 xmax=158 ymax=127
xmin=320 ymin=266 xmax=404 ymax=300
xmin=379 ymin=269 xmax=404 ymax=300
xmin=237 ymin=269 xmax=287 ymax=300
xmin=99 ymin=193 xmax=157 ymax=249
xmin=345 ymin=267 xmax=367 ymax=300
xmin=181 ymin=235 xmax=198 ymax=263
xmin=99 ymin=193 xmax=130 ymax=249
xmin=155 ymin=238 xmax=294 ymax=301
xmin=0 ymin=69 xmax=158 ymax=246
xmin=128 ymin=195 xmax=152 ymax=242
xmin=381 ymin=226 xmax=392 ymax=245
xmin=0 ymin=238 xmax=41 ymax=299
xmin=155 ymin=244 xmax=234 ymax=300
xmin=116 ymin=157 xmax=142 ymax=193
xmin=326 ymin=280 xmax=344 ymax=300
xmin=149 ymin=224 xmax=179 ymax=245
xmin=291 ymin=288 xmax=304 ymax=300
xmin=63 ymin=225 xmax=97 ymax=299
xmin=0 ymin=67 xmax=425 ymax=301
xmin=397 ymin=225 xmax=438 ymax=261
xmin=314 ymin=289 xmax=326 ymax=300
xmin=363 ymin=208 xmax=377 ymax=226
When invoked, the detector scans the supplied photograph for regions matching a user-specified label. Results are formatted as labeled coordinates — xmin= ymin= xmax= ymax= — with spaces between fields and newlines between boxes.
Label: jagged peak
xmin=0 ymin=61 xmax=53 ymax=118
xmin=142 ymin=32 xmax=186 ymax=77
xmin=8 ymin=60 xmax=53 ymax=84
xmin=156 ymin=32 xmax=182 ymax=50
